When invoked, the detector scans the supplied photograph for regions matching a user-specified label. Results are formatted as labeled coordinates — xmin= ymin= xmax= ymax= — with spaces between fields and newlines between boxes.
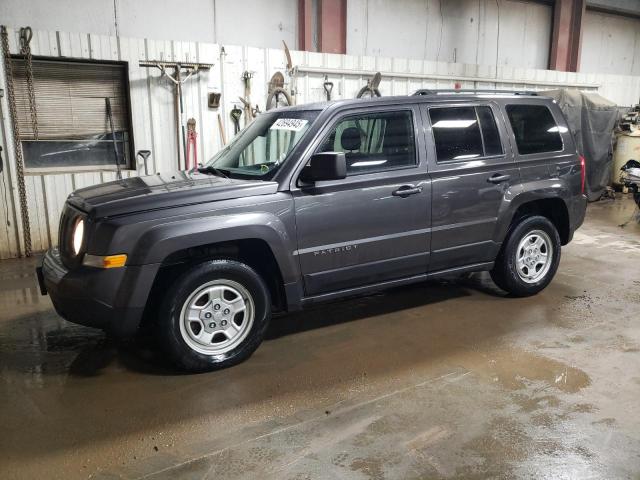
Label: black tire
xmin=157 ymin=259 xmax=271 ymax=372
xmin=490 ymin=215 xmax=561 ymax=297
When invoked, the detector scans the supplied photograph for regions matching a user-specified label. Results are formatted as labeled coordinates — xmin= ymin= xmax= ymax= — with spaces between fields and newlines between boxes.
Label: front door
xmin=421 ymin=102 xmax=520 ymax=271
xmin=292 ymin=106 xmax=430 ymax=297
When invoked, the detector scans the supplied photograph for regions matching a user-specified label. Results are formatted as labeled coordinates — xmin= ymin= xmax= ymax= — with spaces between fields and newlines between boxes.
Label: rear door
xmin=291 ymin=105 xmax=431 ymax=296
xmin=420 ymin=102 xmax=519 ymax=271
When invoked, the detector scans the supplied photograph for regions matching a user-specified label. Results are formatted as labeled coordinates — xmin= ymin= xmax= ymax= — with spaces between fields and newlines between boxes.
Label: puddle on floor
xmin=470 ymin=348 xmax=591 ymax=394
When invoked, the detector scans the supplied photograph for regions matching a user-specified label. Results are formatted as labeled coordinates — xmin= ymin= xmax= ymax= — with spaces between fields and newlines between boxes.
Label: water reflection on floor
xmin=0 ymin=195 xmax=639 ymax=479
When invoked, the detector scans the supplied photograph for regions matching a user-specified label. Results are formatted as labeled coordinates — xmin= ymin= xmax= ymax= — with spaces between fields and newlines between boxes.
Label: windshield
xmin=206 ymin=110 xmax=319 ymax=177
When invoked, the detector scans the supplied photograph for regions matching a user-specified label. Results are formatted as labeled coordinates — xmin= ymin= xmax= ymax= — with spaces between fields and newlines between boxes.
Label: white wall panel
xmin=580 ymin=10 xmax=640 ymax=76
xmin=2 ymin=0 xmax=639 ymax=76
xmin=0 ymin=0 xmax=295 ymax=48
xmin=347 ymin=0 xmax=552 ymax=70
xmin=1 ymin=25 xmax=639 ymax=259
xmin=0 ymin=0 xmax=114 ymax=38
xmin=117 ymin=0 xmax=216 ymax=43
xmin=213 ymin=0 xmax=297 ymax=49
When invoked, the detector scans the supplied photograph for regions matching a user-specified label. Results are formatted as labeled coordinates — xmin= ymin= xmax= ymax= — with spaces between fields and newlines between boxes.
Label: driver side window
xmin=317 ymin=110 xmax=416 ymax=175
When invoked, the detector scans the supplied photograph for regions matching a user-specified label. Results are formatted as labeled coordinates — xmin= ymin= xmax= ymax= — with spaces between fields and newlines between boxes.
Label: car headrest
xmin=383 ymin=117 xmax=409 ymax=151
xmin=340 ymin=127 xmax=361 ymax=151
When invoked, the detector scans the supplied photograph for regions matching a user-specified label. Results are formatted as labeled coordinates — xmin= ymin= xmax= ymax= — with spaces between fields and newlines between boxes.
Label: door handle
xmin=487 ymin=173 xmax=511 ymax=184
xmin=392 ymin=184 xmax=423 ymax=197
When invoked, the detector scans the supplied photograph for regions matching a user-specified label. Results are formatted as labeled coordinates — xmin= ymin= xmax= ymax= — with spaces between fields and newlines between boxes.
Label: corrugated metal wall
xmin=1 ymin=26 xmax=640 ymax=259
xmin=347 ymin=0 xmax=554 ymax=69
xmin=581 ymin=9 xmax=640 ymax=76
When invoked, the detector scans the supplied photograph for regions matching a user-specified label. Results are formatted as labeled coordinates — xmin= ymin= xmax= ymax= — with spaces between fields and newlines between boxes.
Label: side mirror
xmin=299 ymin=152 xmax=347 ymax=183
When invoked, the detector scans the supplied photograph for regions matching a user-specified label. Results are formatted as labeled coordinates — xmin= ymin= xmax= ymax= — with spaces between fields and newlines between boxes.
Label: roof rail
xmin=412 ymin=89 xmax=539 ymax=96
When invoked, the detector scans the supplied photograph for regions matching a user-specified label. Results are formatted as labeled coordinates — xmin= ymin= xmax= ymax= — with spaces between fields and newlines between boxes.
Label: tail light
xmin=579 ymin=155 xmax=586 ymax=194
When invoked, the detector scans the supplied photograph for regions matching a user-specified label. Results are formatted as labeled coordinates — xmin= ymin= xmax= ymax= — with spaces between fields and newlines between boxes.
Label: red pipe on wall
xmin=549 ymin=0 xmax=586 ymax=72
xmin=298 ymin=0 xmax=346 ymax=54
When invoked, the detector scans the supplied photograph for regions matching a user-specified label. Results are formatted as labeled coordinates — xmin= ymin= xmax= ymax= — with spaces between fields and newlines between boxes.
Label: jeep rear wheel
xmin=490 ymin=215 xmax=561 ymax=297
xmin=158 ymin=259 xmax=270 ymax=372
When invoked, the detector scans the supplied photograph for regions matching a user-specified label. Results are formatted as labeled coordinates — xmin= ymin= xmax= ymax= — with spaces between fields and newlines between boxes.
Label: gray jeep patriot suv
xmin=37 ymin=91 xmax=587 ymax=372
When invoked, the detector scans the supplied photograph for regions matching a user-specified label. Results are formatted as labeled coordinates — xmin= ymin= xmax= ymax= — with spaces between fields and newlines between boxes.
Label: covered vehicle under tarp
xmin=541 ymin=89 xmax=618 ymax=201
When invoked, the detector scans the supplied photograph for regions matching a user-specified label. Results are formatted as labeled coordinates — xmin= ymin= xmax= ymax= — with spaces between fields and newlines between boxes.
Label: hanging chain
xmin=20 ymin=27 xmax=38 ymax=140
xmin=1 ymin=26 xmax=32 ymax=257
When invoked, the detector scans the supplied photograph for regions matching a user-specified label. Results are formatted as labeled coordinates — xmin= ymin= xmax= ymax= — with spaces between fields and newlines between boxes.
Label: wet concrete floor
xmin=1 ymin=196 xmax=639 ymax=479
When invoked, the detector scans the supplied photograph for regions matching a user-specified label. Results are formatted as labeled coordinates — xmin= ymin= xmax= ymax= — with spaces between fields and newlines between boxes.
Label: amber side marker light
xmin=83 ymin=254 xmax=128 ymax=269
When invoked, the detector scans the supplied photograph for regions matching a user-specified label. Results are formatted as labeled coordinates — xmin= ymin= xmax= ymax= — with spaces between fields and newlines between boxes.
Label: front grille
xmin=58 ymin=203 xmax=85 ymax=269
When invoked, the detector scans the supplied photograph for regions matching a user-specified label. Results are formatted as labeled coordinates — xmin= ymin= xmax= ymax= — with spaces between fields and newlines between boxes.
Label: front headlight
xmin=72 ymin=219 xmax=84 ymax=255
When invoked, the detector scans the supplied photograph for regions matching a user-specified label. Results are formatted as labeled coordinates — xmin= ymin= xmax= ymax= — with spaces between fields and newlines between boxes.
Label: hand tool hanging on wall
xmin=356 ymin=72 xmax=382 ymax=98
xmin=139 ymin=59 xmax=212 ymax=170
xmin=105 ymin=97 xmax=122 ymax=180
xmin=230 ymin=105 xmax=243 ymax=135
xmin=240 ymin=71 xmax=259 ymax=126
xmin=239 ymin=97 xmax=260 ymax=120
xmin=186 ymin=118 xmax=198 ymax=170
xmin=239 ymin=71 xmax=259 ymax=165
xmin=323 ymin=75 xmax=334 ymax=101
xmin=136 ymin=150 xmax=151 ymax=176
xmin=1 ymin=25 xmax=38 ymax=256
xmin=282 ymin=41 xmax=297 ymax=105
xmin=266 ymin=41 xmax=298 ymax=110
xmin=208 ymin=92 xmax=221 ymax=109
xmin=217 ymin=114 xmax=227 ymax=146
xmin=266 ymin=72 xmax=292 ymax=110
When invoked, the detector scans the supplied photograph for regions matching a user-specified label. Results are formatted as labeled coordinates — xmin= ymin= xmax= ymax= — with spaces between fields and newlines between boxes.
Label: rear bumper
xmin=568 ymin=194 xmax=587 ymax=242
xmin=562 ymin=194 xmax=587 ymax=245
xmin=37 ymin=249 xmax=159 ymax=338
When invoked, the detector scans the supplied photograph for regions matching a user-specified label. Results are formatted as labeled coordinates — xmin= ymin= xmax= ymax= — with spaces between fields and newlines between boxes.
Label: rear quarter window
xmin=506 ymin=104 xmax=563 ymax=155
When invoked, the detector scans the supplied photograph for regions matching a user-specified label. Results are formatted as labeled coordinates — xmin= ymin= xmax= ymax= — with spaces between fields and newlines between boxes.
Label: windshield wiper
xmin=197 ymin=165 xmax=229 ymax=178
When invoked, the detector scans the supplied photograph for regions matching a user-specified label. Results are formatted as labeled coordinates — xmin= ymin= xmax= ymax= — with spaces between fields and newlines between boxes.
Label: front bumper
xmin=37 ymin=249 xmax=160 ymax=338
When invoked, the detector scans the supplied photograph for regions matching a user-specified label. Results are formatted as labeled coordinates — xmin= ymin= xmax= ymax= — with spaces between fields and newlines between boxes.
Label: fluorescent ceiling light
xmin=453 ymin=154 xmax=480 ymax=160
xmin=432 ymin=119 xmax=477 ymax=129
xmin=547 ymin=126 xmax=568 ymax=133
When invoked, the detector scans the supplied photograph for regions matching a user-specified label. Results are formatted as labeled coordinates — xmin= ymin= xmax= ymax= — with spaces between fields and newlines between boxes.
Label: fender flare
xmin=128 ymin=212 xmax=300 ymax=284
xmin=493 ymin=179 xmax=571 ymax=244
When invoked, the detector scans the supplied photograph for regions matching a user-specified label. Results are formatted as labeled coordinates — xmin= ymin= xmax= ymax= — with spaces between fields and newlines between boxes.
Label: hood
xmin=67 ymin=170 xmax=279 ymax=218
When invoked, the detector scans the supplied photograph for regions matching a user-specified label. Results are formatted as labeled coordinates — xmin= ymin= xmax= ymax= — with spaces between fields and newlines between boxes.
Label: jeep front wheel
xmin=490 ymin=215 xmax=561 ymax=297
xmin=158 ymin=259 xmax=271 ymax=372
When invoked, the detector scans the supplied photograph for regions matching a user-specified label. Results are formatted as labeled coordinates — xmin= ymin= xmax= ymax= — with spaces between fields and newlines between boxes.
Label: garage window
xmin=317 ymin=110 xmax=416 ymax=175
xmin=10 ymin=58 xmax=132 ymax=170
xmin=506 ymin=104 xmax=563 ymax=155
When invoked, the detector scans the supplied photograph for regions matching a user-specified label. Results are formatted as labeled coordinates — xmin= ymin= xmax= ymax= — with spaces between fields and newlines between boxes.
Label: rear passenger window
xmin=317 ymin=110 xmax=416 ymax=175
xmin=506 ymin=105 xmax=563 ymax=155
xmin=429 ymin=106 xmax=503 ymax=162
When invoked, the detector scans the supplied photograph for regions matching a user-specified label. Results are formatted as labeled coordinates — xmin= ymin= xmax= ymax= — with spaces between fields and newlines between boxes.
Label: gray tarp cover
xmin=542 ymin=89 xmax=618 ymax=201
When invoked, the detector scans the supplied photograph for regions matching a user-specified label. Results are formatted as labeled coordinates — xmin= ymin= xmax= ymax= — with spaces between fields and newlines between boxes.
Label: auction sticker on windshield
xmin=271 ymin=118 xmax=309 ymax=132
